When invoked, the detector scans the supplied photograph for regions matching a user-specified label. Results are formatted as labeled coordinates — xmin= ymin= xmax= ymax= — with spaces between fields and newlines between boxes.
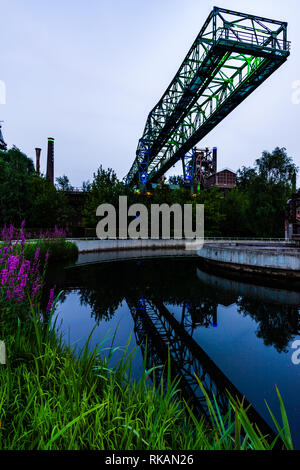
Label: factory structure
xmin=181 ymin=146 xmax=236 ymax=192
xmin=285 ymin=190 xmax=300 ymax=241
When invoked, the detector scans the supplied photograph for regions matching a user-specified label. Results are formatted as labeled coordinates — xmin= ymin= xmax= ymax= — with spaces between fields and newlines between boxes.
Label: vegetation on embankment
xmin=0 ymin=225 xmax=78 ymax=264
xmin=0 ymin=230 xmax=294 ymax=450
xmin=23 ymin=239 xmax=78 ymax=264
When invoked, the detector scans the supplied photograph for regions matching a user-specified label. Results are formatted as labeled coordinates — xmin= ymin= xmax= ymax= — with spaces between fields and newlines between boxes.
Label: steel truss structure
xmin=126 ymin=6 xmax=290 ymax=187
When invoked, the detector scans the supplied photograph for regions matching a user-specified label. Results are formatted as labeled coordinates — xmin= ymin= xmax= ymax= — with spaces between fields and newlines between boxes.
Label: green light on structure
xmin=197 ymin=184 xmax=201 ymax=192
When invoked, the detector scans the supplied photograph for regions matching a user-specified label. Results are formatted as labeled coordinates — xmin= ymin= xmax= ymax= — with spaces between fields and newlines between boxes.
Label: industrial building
xmin=285 ymin=190 xmax=300 ymax=240
xmin=204 ymin=168 xmax=237 ymax=190
xmin=182 ymin=146 xmax=237 ymax=192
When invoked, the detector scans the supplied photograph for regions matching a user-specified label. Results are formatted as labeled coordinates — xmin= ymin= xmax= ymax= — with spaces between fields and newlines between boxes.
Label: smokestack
xmin=46 ymin=137 xmax=55 ymax=183
xmin=35 ymin=148 xmax=41 ymax=176
xmin=212 ymin=147 xmax=217 ymax=174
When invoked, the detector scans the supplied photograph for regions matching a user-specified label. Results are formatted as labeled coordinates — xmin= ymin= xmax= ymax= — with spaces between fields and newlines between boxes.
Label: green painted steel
xmin=126 ymin=6 xmax=290 ymax=187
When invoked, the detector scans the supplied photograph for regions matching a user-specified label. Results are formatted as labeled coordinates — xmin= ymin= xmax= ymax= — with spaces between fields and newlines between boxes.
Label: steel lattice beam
xmin=126 ymin=6 xmax=290 ymax=187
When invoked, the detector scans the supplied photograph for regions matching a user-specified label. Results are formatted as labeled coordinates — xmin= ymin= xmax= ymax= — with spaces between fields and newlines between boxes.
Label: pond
xmin=48 ymin=255 xmax=300 ymax=448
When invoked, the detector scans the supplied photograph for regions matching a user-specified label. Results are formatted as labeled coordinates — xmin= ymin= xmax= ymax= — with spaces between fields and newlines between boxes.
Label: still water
xmin=49 ymin=256 xmax=300 ymax=448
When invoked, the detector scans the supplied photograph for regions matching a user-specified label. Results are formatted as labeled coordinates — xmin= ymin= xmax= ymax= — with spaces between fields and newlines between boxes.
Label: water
xmin=48 ymin=256 xmax=300 ymax=448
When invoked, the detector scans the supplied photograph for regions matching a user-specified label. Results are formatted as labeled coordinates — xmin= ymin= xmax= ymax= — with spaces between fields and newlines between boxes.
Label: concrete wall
xmin=68 ymin=238 xmax=187 ymax=253
xmin=67 ymin=238 xmax=300 ymax=276
xmin=197 ymin=244 xmax=300 ymax=272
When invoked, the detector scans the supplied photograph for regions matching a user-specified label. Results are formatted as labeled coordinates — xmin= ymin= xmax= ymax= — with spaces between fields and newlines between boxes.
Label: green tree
xmin=168 ymin=175 xmax=185 ymax=187
xmin=255 ymin=147 xmax=298 ymax=185
xmin=56 ymin=175 xmax=74 ymax=191
xmin=233 ymin=147 xmax=298 ymax=238
xmin=28 ymin=175 xmax=69 ymax=229
xmin=221 ymin=188 xmax=250 ymax=237
xmin=82 ymin=165 xmax=127 ymax=227
xmin=0 ymin=147 xmax=35 ymax=226
xmin=195 ymin=187 xmax=225 ymax=237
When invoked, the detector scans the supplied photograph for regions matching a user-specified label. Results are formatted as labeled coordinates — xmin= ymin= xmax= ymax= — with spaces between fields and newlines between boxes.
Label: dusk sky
xmin=1 ymin=0 xmax=299 ymax=186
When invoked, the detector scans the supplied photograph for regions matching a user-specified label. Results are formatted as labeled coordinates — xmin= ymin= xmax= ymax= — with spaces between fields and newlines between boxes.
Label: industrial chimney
xmin=46 ymin=137 xmax=55 ymax=183
xmin=35 ymin=148 xmax=41 ymax=176
xmin=212 ymin=147 xmax=217 ymax=174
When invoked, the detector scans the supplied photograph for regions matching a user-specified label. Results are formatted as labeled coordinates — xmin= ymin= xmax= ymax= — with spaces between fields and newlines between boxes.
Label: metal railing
xmin=218 ymin=28 xmax=291 ymax=52
xmin=66 ymin=236 xmax=288 ymax=242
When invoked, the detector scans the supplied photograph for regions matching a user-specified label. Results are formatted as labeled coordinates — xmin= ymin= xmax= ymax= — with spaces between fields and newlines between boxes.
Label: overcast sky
xmin=1 ymin=0 xmax=299 ymax=186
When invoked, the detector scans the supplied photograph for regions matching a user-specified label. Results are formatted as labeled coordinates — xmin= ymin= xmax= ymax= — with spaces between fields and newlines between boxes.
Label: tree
xmin=0 ymin=147 xmax=35 ymax=226
xmin=82 ymin=165 xmax=126 ymax=227
xmin=234 ymin=148 xmax=298 ymax=238
xmin=168 ymin=175 xmax=185 ymax=187
xmin=221 ymin=189 xmax=250 ymax=237
xmin=195 ymin=187 xmax=226 ymax=237
xmin=82 ymin=180 xmax=91 ymax=193
xmin=56 ymin=175 xmax=74 ymax=191
xmin=255 ymin=147 xmax=298 ymax=186
xmin=28 ymin=175 xmax=69 ymax=229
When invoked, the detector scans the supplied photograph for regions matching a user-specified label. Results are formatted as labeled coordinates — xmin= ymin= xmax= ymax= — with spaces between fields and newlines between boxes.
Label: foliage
xmin=220 ymin=188 xmax=249 ymax=237
xmin=0 ymin=147 xmax=72 ymax=230
xmin=168 ymin=175 xmax=185 ymax=187
xmin=255 ymin=147 xmax=298 ymax=185
xmin=231 ymin=147 xmax=298 ymax=238
xmin=56 ymin=175 xmax=74 ymax=191
xmin=194 ymin=187 xmax=226 ymax=237
xmin=28 ymin=175 xmax=70 ymax=229
xmin=82 ymin=165 xmax=128 ymax=227
xmin=23 ymin=240 xmax=78 ymax=264
xmin=0 ymin=225 xmax=48 ymax=320
xmin=0 ymin=147 xmax=35 ymax=226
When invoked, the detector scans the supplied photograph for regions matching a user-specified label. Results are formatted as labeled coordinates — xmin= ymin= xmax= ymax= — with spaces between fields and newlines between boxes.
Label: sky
xmin=1 ymin=0 xmax=299 ymax=186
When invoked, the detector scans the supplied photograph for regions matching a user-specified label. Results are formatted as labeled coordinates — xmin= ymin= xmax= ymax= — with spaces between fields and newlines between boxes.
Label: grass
xmin=0 ymin=295 xmax=295 ymax=450
xmin=22 ymin=239 xmax=78 ymax=264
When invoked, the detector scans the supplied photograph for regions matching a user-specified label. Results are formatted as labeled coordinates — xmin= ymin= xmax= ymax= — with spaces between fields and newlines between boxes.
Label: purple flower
xmin=46 ymin=289 xmax=55 ymax=313
xmin=34 ymin=248 xmax=40 ymax=262
xmin=1 ymin=269 xmax=8 ymax=285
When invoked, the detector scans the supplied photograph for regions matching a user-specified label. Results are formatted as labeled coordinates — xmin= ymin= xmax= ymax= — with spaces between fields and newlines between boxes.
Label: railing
xmin=218 ymin=28 xmax=291 ymax=52
xmin=67 ymin=236 xmax=288 ymax=242
xmin=63 ymin=187 xmax=85 ymax=193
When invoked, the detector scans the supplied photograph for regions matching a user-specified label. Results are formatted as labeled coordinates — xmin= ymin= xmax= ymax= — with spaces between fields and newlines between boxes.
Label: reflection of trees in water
xmin=79 ymin=287 xmax=123 ymax=324
xmin=237 ymin=298 xmax=300 ymax=353
xmin=59 ymin=259 xmax=300 ymax=353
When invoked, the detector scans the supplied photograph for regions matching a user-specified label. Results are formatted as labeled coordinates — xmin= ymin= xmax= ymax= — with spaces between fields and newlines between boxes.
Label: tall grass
xmin=0 ymin=304 xmax=207 ymax=450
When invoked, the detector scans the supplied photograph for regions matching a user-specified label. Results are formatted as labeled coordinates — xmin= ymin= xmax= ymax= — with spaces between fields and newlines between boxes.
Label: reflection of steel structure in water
xmin=128 ymin=297 xmax=276 ymax=438
xmin=129 ymin=297 xmax=214 ymax=417
xmin=182 ymin=301 xmax=218 ymax=332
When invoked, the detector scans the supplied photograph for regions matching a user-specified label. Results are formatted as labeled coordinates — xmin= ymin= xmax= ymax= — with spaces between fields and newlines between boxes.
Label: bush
xmin=23 ymin=240 xmax=78 ymax=264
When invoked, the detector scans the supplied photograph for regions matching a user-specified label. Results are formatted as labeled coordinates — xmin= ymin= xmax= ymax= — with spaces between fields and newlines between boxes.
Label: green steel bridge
xmin=125 ymin=6 xmax=290 ymax=188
